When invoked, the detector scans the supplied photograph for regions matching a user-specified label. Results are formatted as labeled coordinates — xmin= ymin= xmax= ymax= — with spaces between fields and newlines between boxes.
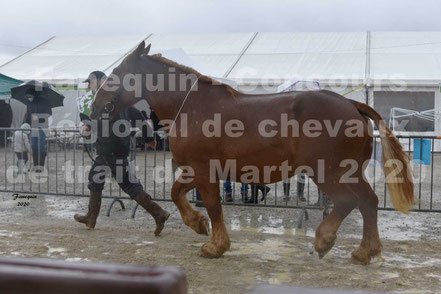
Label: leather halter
xmin=102 ymin=61 xmax=145 ymax=114
xmin=104 ymin=84 xmax=123 ymax=114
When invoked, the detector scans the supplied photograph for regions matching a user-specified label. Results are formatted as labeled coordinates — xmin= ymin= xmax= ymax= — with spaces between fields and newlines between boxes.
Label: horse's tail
xmin=351 ymin=101 xmax=414 ymax=214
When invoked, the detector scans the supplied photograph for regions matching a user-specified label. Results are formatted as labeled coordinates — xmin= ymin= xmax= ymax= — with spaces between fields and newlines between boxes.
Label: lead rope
xmin=169 ymin=77 xmax=200 ymax=143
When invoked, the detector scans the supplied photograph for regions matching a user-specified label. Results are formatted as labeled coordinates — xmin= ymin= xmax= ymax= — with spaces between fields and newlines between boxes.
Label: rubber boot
xmin=297 ymin=179 xmax=306 ymax=202
xmin=32 ymin=152 xmax=39 ymax=171
xmin=39 ymin=152 xmax=46 ymax=170
xmin=74 ymin=191 xmax=102 ymax=229
xmin=225 ymin=193 xmax=233 ymax=202
xmin=245 ymin=185 xmax=259 ymax=204
xmin=134 ymin=190 xmax=170 ymax=236
xmin=34 ymin=152 xmax=46 ymax=173
xmin=241 ymin=192 xmax=249 ymax=203
xmin=257 ymin=185 xmax=270 ymax=202
xmin=17 ymin=159 xmax=24 ymax=175
xmin=283 ymin=182 xmax=290 ymax=198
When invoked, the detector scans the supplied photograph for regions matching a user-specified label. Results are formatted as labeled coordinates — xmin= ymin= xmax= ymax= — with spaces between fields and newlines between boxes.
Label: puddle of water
xmin=251 ymin=271 xmax=294 ymax=285
xmin=381 ymin=271 xmax=400 ymax=279
xmin=44 ymin=198 xmax=83 ymax=220
xmin=259 ymin=226 xmax=286 ymax=235
xmin=230 ymin=210 xmax=440 ymax=243
xmin=292 ymin=228 xmax=316 ymax=238
xmin=47 ymin=247 xmax=67 ymax=255
xmin=230 ymin=216 xmax=315 ymax=237
xmin=226 ymin=238 xmax=303 ymax=262
xmin=136 ymin=241 xmax=154 ymax=246
xmin=0 ymin=230 xmax=17 ymax=237
xmin=384 ymin=253 xmax=441 ymax=269
xmin=426 ymin=273 xmax=441 ymax=281
xmin=268 ymin=272 xmax=293 ymax=285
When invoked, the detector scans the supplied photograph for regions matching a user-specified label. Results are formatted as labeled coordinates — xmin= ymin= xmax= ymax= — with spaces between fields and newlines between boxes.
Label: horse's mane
xmin=149 ymin=53 xmax=240 ymax=97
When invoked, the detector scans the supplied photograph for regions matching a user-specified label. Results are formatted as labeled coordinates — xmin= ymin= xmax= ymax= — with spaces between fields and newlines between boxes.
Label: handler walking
xmin=74 ymin=71 xmax=170 ymax=236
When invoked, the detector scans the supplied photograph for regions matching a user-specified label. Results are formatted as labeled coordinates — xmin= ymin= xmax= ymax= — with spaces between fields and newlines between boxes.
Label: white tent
xmin=0 ymin=35 xmax=148 ymax=84
xmin=1 ymin=32 xmax=441 ymax=135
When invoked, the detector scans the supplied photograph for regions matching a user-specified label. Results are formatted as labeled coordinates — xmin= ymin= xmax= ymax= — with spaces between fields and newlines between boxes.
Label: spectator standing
xmin=13 ymin=123 xmax=31 ymax=174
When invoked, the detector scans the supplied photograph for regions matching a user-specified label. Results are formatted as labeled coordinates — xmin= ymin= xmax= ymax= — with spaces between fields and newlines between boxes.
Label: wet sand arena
xmin=0 ymin=193 xmax=441 ymax=293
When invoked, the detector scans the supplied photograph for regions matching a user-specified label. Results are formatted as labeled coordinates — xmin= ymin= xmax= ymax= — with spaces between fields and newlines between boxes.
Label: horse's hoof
xmin=351 ymin=248 xmax=371 ymax=265
xmin=200 ymin=242 xmax=223 ymax=258
xmin=318 ymin=248 xmax=331 ymax=259
xmin=196 ymin=215 xmax=210 ymax=236
xmin=314 ymin=233 xmax=336 ymax=259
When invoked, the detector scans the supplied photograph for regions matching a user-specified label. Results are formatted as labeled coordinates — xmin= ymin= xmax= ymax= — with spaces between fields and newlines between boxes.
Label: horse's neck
xmin=142 ymin=65 xmax=200 ymax=121
xmin=144 ymin=95 xmax=176 ymax=122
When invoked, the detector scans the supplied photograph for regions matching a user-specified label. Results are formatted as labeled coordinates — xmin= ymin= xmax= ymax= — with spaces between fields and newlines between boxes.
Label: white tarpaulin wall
xmin=369 ymin=32 xmax=441 ymax=137
xmin=370 ymin=32 xmax=441 ymax=86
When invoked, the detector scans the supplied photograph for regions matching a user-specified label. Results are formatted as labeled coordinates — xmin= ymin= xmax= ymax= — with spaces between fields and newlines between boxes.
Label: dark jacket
xmin=149 ymin=108 xmax=162 ymax=132
xmin=0 ymin=102 xmax=12 ymax=128
xmin=81 ymin=107 xmax=152 ymax=157
xmin=25 ymin=96 xmax=52 ymax=127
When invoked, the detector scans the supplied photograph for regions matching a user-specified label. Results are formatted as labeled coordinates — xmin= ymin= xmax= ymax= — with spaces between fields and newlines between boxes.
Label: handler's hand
xmin=81 ymin=125 xmax=91 ymax=137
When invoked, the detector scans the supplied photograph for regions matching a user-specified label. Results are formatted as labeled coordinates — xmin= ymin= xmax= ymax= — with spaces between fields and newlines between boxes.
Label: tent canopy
xmin=0 ymin=35 xmax=148 ymax=84
xmin=1 ymin=32 xmax=441 ymax=87
xmin=0 ymin=73 xmax=22 ymax=100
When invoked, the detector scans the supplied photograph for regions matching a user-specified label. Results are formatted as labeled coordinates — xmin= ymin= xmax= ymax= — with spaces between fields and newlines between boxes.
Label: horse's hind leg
xmin=351 ymin=182 xmax=382 ymax=265
xmin=314 ymin=182 xmax=358 ymax=259
xmin=171 ymin=176 xmax=209 ymax=235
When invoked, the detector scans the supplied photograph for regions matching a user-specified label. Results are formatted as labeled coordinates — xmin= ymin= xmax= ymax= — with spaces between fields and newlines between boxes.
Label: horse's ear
xmin=143 ymin=44 xmax=151 ymax=56
xmin=133 ymin=41 xmax=145 ymax=57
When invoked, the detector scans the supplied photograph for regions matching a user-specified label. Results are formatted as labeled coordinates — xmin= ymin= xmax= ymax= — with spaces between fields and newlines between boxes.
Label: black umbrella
xmin=11 ymin=80 xmax=64 ymax=108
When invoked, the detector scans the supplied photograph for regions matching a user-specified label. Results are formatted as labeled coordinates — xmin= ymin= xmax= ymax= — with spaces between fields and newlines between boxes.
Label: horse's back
xmin=291 ymin=90 xmax=362 ymax=120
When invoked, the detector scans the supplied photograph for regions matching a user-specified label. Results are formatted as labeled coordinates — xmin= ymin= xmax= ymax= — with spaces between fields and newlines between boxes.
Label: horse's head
xmin=90 ymin=41 xmax=151 ymax=119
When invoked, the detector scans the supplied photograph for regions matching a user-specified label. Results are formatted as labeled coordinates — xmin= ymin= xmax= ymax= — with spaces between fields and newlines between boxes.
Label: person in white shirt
xmin=13 ymin=123 xmax=31 ymax=174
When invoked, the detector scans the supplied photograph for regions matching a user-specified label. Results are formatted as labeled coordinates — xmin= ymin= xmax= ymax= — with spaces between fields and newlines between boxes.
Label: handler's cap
xmin=83 ymin=71 xmax=107 ymax=83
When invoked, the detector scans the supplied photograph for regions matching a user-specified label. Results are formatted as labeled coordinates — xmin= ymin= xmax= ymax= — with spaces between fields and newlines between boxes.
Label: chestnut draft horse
xmin=91 ymin=42 xmax=414 ymax=265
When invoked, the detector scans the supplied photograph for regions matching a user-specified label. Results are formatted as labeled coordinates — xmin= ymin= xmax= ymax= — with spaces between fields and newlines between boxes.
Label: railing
xmin=0 ymin=128 xmax=439 ymax=224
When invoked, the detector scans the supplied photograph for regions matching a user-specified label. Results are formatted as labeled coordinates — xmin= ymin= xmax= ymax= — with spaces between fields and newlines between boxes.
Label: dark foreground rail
xmin=0 ymin=257 xmax=187 ymax=294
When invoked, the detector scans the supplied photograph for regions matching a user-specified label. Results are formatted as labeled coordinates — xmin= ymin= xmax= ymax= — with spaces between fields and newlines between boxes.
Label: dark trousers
xmin=0 ymin=130 xmax=9 ymax=147
xmin=15 ymin=152 xmax=29 ymax=174
xmin=31 ymin=130 xmax=47 ymax=168
xmin=88 ymin=155 xmax=144 ymax=199
xmin=15 ymin=152 xmax=29 ymax=163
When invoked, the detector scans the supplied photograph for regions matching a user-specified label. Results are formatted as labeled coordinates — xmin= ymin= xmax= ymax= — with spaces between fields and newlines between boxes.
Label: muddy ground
xmin=0 ymin=193 xmax=440 ymax=294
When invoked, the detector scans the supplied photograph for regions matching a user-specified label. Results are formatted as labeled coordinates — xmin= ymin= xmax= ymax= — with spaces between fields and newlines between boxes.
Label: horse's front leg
xmin=171 ymin=176 xmax=209 ymax=235
xmin=196 ymin=180 xmax=230 ymax=258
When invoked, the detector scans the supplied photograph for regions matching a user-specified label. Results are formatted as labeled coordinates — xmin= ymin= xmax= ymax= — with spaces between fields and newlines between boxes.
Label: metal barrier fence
xmin=0 ymin=127 xmax=440 ymax=224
